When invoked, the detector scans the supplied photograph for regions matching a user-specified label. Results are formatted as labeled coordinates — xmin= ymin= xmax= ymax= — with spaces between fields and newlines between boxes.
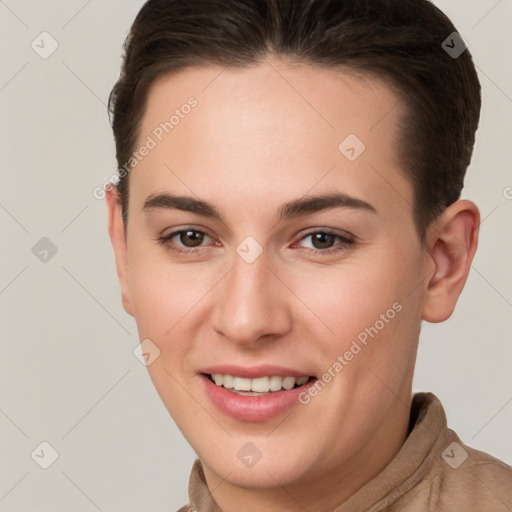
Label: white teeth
xmin=296 ymin=376 xmax=309 ymax=386
xmin=210 ymin=374 xmax=310 ymax=393
xmin=282 ymin=376 xmax=295 ymax=390
xmin=269 ymin=375 xmax=283 ymax=392
xmin=222 ymin=374 xmax=234 ymax=389
xmin=251 ymin=376 xmax=270 ymax=392
xmin=233 ymin=377 xmax=251 ymax=391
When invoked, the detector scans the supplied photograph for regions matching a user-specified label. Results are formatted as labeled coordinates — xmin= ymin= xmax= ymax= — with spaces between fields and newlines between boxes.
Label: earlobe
xmin=421 ymin=200 xmax=480 ymax=323
xmin=105 ymin=185 xmax=135 ymax=317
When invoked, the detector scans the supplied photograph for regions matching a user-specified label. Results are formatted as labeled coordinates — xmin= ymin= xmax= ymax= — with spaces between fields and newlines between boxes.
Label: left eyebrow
xmin=142 ymin=191 xmax=378 ymax=222
xmin=277 ymin=191 xmax=378 ymax=220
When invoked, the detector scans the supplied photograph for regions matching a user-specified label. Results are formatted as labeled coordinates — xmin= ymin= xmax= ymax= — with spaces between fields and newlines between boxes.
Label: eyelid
xmin=296 ymin=227 xmax=354 ymax=242
xmin=160 ymin=226 xmax=215 ymax=246
xmin=160 ymin=225 xmax=216 ymax=241
xmin=157 ymin=225 xmax=356 ymax=256
xmin=156 ymin=226 xmax=219 ymax=256
xmin=292 ymin=229 xmax=355 ymax=253
xmin=160 ymin=224 xmax=214 ymax=237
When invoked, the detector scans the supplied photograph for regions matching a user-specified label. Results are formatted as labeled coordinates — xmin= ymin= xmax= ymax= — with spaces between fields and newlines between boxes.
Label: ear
xmin=105 ymin=185 xmax=135 ymax=317
xmin=421 ymin=199 xmax=480 ymax=323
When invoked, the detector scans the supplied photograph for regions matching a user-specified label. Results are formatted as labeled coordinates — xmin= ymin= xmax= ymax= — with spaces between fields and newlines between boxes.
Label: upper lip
xmin=199 ymin=364 xmax=314 ymax=379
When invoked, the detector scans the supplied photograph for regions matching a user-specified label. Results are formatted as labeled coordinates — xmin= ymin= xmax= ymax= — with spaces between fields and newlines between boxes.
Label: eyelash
xmin=156 ymin=228 xmax=355 ymax=256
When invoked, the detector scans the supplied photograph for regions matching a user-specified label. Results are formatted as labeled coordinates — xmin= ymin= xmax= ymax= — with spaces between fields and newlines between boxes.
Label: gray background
xmin=0 ymin=0 xmax=511 ymax=510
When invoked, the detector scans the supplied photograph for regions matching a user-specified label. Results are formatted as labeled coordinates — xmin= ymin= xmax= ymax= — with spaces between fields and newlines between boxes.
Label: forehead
xmin=142 ymin=59 xmax=403 ymax=149
xmin=131 ymin=58 xmax=412 ymax=224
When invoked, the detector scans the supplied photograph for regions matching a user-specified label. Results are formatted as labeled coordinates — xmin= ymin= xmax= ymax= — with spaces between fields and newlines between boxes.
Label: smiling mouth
xmin=204 ymin=373 xmax=316 ymax=396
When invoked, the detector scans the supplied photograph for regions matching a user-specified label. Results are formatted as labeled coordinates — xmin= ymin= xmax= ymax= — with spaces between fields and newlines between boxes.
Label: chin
xmin=198 ymin=437 xmax=319 ymax=489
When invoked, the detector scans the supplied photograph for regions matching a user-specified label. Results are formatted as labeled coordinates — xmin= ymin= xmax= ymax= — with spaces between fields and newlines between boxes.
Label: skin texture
xmin=106 ymin=58 xmax=480 ymax=512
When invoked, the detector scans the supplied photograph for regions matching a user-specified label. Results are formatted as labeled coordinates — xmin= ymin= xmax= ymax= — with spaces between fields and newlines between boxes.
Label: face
xmin=110 ymin=59 xmax=434 ymax=495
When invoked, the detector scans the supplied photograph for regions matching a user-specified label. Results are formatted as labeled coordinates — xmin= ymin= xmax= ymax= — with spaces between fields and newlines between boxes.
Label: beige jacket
xmin=178 ymin=393 xmax=511 ymax=511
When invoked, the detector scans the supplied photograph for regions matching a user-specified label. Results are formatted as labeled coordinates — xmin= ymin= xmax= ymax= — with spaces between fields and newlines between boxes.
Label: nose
xmin=211 ymin=247 xmax=293 ymax=348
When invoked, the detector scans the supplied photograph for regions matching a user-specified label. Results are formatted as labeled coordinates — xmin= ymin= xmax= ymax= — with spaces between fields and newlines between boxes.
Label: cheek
xmin=126 ymin=257 xmax=205 ymax=422
xmin=126 ymin=251 xmax=204 ymax=350
xmin=289 ymin=244 xmax=422 ymax=373
xmin=289 ymin=261 xmax=402 ymax=338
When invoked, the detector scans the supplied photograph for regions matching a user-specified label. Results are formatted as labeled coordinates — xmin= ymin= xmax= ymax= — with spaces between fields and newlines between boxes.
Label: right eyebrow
xmin=143 ymin=193 xmax=222 ymax=219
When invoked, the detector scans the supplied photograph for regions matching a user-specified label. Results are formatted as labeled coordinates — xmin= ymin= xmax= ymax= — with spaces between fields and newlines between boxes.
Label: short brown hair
xmin=108 ymin=0 xmax=481 ymax=243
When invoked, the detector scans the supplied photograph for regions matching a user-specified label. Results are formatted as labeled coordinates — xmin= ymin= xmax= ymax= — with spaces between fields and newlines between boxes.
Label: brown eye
xmin=296 ymin=230 xmax=355 ymax=255
xmin=157 ymin=228 xmax=213 ymax=254
xmin=179 ymin=230 xmax=205 ymax=247
xmin=310 ymin=232 xmax=337 ymax=250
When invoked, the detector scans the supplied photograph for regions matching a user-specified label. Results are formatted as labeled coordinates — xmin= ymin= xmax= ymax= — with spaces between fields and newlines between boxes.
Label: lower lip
xmin=199 ymin=374 xmax=317 ymax=422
